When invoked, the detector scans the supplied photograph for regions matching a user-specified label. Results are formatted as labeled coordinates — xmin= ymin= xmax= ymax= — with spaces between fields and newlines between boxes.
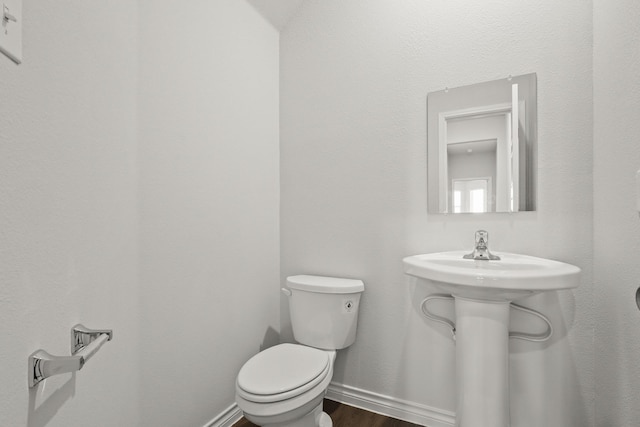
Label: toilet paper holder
xmin=28 ymin=324 xmax=113 ymax=388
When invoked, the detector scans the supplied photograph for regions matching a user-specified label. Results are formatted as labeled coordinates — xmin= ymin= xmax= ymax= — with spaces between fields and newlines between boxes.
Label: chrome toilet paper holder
xmin=28 ymin=324 xmax=113 ymax=388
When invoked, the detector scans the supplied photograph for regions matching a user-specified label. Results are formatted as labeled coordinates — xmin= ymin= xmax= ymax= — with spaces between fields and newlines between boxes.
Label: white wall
xmin=281 ymin=1 xmax=594 ymax=426
xmin=0 ymin=1 xmax=140 ymax=427
xmin=593 ymin=0 xmax=640 ymax=425
xmin=0 ymin=1 xmax=280 ymax=426
xmin=137 ymin=1 xmax=281 ymax=426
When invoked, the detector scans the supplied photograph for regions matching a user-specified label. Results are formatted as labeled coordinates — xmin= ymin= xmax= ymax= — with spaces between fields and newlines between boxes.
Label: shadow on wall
xmin=27 ymin=374 xmax=76 ymax=427
xmin=260 ymin=326 xmax=281 ymax=352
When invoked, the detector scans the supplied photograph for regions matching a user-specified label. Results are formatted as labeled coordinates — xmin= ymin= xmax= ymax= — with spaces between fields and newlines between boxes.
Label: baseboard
xmin=326 ymin=382 xmax=455 ymax=427
xmin=202 ymin=402 xmax=243 ymax=427
xmin=204 ymin=384 xmax=454 ymax=427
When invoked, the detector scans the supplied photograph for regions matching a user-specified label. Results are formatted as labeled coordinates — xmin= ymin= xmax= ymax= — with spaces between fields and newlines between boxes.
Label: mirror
xmin=427 ymin=73 xmax=537 ymax=214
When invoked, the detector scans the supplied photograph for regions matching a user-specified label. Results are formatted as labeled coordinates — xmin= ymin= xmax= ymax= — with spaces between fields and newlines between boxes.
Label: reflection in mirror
xmin=427 ymin=73 xmax=537 ymax=214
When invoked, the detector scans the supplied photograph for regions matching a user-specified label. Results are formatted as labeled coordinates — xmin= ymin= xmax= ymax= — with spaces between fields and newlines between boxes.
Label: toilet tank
xmin=286 ymin=275 xmax=365 ymax=350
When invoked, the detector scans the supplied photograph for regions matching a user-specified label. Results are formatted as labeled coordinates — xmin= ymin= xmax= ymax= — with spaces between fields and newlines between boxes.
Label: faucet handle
xmin=463 ymin=230 xmax=500 ymax=260
xmin=475 ymin=230 xmax=489 ymax=249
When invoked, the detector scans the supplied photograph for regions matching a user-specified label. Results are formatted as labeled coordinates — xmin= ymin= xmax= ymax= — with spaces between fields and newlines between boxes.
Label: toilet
xmin=235 ymin=275 xmax=365 ymax=427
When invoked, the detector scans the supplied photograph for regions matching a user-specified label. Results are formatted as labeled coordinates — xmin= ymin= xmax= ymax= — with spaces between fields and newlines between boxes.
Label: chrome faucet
xmin=463 ymin=230 xmax=500 ymax=260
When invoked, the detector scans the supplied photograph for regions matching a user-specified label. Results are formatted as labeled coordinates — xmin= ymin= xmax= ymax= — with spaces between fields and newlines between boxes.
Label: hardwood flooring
xmin=232 ymin=399 xmax=422 ymax=427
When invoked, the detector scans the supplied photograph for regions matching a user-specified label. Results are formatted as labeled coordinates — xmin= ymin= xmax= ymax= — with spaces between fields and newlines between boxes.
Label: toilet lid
xmin=237 ymin=343 xmax=330 ymax=401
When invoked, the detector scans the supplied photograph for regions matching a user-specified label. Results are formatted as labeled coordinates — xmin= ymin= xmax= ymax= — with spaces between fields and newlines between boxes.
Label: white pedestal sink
xmin=403 ymin=251 xmax=581 ymax=427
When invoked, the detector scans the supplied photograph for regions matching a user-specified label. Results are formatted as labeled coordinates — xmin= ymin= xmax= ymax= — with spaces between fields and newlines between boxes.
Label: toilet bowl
xmin=236 ymin=343 xmax=336 ymax=427
xmin=235 ymin=275 xmax=365 ymax=427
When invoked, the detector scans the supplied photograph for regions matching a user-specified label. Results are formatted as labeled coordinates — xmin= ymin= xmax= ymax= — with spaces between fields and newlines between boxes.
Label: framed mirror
xmin=427 ymin=73 xmax=537 ymax=214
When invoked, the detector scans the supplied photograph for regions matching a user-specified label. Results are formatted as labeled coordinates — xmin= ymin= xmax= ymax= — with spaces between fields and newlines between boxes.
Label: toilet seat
xmin=237 ymin=343 xmax=331 ymax=404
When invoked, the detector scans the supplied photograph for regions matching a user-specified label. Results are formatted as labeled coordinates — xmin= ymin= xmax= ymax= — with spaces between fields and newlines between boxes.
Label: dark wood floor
xmin=233 ymin=399 xmax=422 ymax=427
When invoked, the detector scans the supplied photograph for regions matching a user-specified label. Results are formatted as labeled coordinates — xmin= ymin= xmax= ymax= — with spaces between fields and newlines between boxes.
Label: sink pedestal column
xmin=454 ymin=297 xmax=510 ymax=427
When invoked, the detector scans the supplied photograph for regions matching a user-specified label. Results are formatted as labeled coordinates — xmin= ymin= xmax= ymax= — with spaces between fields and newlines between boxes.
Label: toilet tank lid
xmin=286 ymin=275 xmax=364 ymax=294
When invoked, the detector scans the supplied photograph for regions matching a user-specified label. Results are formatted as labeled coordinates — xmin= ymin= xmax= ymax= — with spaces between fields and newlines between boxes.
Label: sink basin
xmin=403 ymin=250 xmax=581 ymax=301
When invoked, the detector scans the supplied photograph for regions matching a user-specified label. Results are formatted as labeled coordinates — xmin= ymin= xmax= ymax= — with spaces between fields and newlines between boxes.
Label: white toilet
xmin=235 ymin=275 xmax=365 ymax=427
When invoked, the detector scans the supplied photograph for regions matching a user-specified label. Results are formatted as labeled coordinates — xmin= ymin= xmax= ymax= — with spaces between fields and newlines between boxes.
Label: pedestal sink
xmin=402 ymin=250 xmax=581 ymax=427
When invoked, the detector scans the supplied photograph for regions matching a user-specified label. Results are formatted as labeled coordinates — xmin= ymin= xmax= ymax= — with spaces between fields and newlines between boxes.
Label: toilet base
xmin=317 ymin=411 xmax=332 ymax=427
xmin=244 ymin=402 xmax=332 ymax=427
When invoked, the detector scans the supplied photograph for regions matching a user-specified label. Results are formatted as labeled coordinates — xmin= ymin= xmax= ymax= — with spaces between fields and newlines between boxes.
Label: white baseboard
xmin=203 ymin=402 xmax=243 ymax=427
xmin=204 ymin=384 xmax=455 ymax=427
xmin=326 ymin=382 xmax=455 ymax=427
